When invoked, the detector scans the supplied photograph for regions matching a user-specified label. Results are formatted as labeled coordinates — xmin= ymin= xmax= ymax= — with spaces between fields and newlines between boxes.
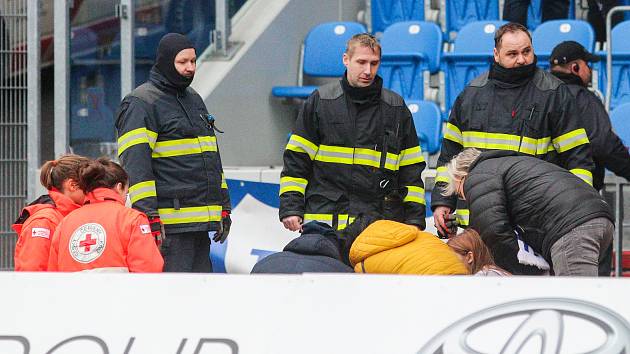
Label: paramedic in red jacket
xmin=13 ymin=155 xmax=90 ymax=271
xmin=48 ymin=157 xmax=163 ymax=272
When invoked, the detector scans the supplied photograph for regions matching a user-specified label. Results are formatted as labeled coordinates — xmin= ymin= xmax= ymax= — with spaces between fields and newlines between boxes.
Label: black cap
xmin=549 ymin=41 xmax=600 ymax=65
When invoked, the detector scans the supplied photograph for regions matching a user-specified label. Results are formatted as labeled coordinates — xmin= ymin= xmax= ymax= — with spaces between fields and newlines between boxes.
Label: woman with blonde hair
xmin=12 ymin=154 xmax=91 ymax=271
xmin=448 ymin=229 xmax=510 ymax=276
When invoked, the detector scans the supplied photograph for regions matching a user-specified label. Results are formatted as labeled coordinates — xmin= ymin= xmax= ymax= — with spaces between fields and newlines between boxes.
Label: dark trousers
xmin=587 ymin=0 xmax=622 ymax=43
xmin=161 ymin=231 xmax=213 ymax=273
xmin=503 ymin=0 xmax=569 ymax=26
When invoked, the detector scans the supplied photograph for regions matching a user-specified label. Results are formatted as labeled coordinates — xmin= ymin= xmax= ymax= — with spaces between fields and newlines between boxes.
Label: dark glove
xmin=437 ymin=213 xmax=459 ymax=239
xmin=148 ymin=216 xmax=165 ymax=247
xmin=213 ymin=211 xmax=231 ymax=243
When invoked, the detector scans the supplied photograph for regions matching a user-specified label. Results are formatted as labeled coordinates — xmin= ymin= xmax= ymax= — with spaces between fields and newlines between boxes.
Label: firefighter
xmin=280 ymin=33 xmax=426 ymax=231
xmin=115 ymin=33 xmax=231 ymax=272
xmin=48 ymin=157 xmax=163 ymax=272
xmin=12 ymin=154 xmax=90 ymax=271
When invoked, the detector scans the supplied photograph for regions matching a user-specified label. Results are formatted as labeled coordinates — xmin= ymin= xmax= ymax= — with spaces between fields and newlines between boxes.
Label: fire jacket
xmin=465 ymin=150 xmax=613 ymax=273
xmin=48 ymin=188 xmax=163 ymax=272
xmin=12 ymin=190 xmax=82 ymax=271
xmin=116 ymin=69 xmax=230 ymax=234
xmin=432 ymin=68 xmax=594 ymax=227
xmin=279 ymin=78 xmax=426 ymax=230
xmin=552 ymin=72 xmax=630 ymax=191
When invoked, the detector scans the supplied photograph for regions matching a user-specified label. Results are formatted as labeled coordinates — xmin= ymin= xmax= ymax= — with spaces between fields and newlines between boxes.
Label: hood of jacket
xmin=283 ymin=221 xmax=343 ymax=260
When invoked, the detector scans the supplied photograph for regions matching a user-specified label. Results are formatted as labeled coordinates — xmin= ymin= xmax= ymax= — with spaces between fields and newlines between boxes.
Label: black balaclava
xmin=153 ymin=33 xmax=195 ymax=90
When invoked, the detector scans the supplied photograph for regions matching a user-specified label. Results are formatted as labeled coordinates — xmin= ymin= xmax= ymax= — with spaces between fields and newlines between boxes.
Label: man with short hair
xmin=549 ymin=40 xmax=630 ymax=276
xmin=116 ymin=33 xmax=231 ymax=272
xmin=444 ymin=148 xmax=614 ymax=276
xmin=431 ymin=22 xmax=594 ymax=239
xmin=279 ymin=33 xmax=426 ymax=232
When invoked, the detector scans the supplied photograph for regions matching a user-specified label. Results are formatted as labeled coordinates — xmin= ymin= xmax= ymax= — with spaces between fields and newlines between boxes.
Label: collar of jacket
xmin=551 ymin=71 xmax=586 ymax=87
xmin=48 ymin=189 xmax=83 ymax=216
xmin=85 ymin=188 xmax=125 ymax=206
xmin=489 ymin=56 xmax=538 ymax=88
xmin=149 ymin=68 xmax=188 ymax=96
xmin=341 ymin=72 xmax=383 ymax=105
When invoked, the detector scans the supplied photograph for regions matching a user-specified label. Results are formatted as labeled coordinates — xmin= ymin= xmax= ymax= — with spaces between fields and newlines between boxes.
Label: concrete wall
xmin=194 ymin=0 xmax=364 ymax=166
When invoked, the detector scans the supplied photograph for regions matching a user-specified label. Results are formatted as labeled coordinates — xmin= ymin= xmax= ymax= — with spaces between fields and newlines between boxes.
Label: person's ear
xmin=572 ymin=63 xmax=580 ymax=73
xmin=466 ymin=251 xmax=474 ymax=265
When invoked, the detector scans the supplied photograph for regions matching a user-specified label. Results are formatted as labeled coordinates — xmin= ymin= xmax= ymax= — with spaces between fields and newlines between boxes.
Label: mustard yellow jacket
xmin=349 ymin=220 xmax=468 ymax=275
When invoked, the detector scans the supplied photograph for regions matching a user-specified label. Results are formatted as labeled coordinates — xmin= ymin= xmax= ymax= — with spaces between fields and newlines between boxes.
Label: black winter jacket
xmin=465 ymin=150 xmax=612 ymax=272
xmin=250 ymin=222 xmax=353 ymax=274
xmin=116 ymin=69 xmax=230 ymax=234
xmin=552 ymin=72 xmax=630 ymax=191
xmin=280 ymin=77 xmax=426 ymax=230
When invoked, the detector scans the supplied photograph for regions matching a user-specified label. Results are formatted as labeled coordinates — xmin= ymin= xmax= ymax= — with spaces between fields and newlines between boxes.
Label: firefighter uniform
xmin=12 ymin=190 xmax=82 ymax=271
xmin=48 ymin=188 xmax=163 ymax=272
xmin=431 ymin=66 xmax=595 ymax=227
xmin=280 ymin=76 xmax=427 ymax=230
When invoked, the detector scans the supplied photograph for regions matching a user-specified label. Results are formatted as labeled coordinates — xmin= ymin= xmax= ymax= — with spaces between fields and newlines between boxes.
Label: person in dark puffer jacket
xmin=442 ymin=148 xmax=614 ymax=276
xmin=251 ymin=214 xmax=379 ymax=274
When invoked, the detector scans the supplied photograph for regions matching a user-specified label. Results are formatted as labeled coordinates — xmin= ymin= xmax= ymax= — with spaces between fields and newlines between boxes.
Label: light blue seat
xmin=533 ymin=20 xmax=595 ymax=70
xmin=441 ymin=21 xmax=506 ymax=118
xmin=598 ymin=20 xmax=630 ymax=110
xmin=443 ymin=0 xmax=500 ymax=41
xmin=408 ymin=100 xmax=443 ymax=154
xmin=272 ymin=22 xmax=367 ymax=99
xmin=610 ymin=103 xmax=630 ymax=147
xmin=379 ymin=21 xmax=442 ymax=102
xmin=527 ymin=0 xmax=575 ymax=31
xmin=370 ymin=0 xmax=424 ymax=35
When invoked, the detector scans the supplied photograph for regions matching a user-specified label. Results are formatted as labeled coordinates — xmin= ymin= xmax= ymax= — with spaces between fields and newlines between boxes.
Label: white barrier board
xmin=1 ymin=273 xmax=629 ymax=353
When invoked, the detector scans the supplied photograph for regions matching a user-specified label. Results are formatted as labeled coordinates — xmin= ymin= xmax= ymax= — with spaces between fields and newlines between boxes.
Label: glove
xmin=213 ymin=211 xmax=231 ymax=243
xmin=148 ymin=216 xmax=165 ymax=247
xmin=444 ymin=213 xmax=459 ymax=234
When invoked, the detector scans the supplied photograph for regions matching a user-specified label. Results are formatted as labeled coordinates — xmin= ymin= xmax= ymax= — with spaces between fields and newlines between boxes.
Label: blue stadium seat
xmin=370 ymin=0 xmax=424 ymax=36
xmin=533 ymin=20 xmax=595 ymax=70
xmin=527 ymin=0 xmax=575 ymax=31
xmin=598 ymin=20 xmax=630 ymax=110
xmin=272 ymin=22 xmax=367 ymax=99
xmin=443 ymin=0 xmax=500 ymax=40
xmin=441 ymin=21 xmax=506 ymax=117
xmin=408 ymin=100 xmax=443 ymax=154
xmin=610 ymin=103 xmax=630 ymax=147
xmin=379 ymin=21 xmax=442 ymax=102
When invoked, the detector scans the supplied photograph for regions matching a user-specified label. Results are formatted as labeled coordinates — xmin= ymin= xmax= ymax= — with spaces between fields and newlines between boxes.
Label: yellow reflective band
xmin=455 ymin=209 xmax=469 ymax=226
xmin=553 ymin=128 xmax=590 ymax=153
xmin=337 ymin=215 xmax=355 ymax=230
xmin=303 ymin=213 xmax=355 ymax=230
xmin=444 ymin=123 xmax=463 ymax=145
xmin=403 ymin=186 xmax=426 ymax=205
xmin=279 ymin=176 xmax=308 ymax=196
xmin=221 ymin=173 xmax=228 ymax=189
xmin=158 ymin=205 xmax=222 ymax=224
xmin=570 ymin=168 xmax=594 ymax=186
xmin=399 ymin=146 xmax=425 ymax=166
xmin=315 ymin=145 xmax=355 ymax=164
xmin=286 ymin=134 xmax=318 ymax=160
xmin=461 ymin=131 xmax=554 ymax=156
xmin=436 ymin=166 xmax=450 ymax=184
xmin=117 ymin=127 xmax=158 ymax=155
xmin=152 ymin=136 xmax=217 ymax=158
xmin=314 ymin=145 xmax=403 ymax=171
xmin=128 ymin=180 xmax=157 ymax=204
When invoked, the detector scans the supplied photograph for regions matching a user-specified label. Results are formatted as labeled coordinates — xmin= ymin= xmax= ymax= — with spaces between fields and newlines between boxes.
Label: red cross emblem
xmin=80 ymin=234 xmax=97 ymax=252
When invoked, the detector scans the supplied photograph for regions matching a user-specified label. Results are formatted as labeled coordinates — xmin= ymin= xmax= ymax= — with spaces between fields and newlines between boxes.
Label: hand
xmin=148 ymin=216 xmax=165 ymax=247
xmin=444 ymin=213 xmax=459 ymax=235
xmin=433 ymin=206 xmax=453 ymax=238
xmin=213 ymin=211 xmax=231 ymax=243
xmin=282 ymin=216 xmax=303 ymax=232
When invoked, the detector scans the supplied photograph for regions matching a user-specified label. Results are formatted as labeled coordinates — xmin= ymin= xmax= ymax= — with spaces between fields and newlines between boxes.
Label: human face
xmin=343 ymin=45 xmax=380 ymax=87
xmin=453 ymin=250 xmax=474 ymax=273
xmin=456 ymin=176 xmax=467 ymax=201
xmin=573 ymin=59 xmax=592 ymax=86
xmin=114 ymin=182 xmax=129 ymax=199
xmin=493 ymin=31 xmax=534 ymax=68
xmin=61 ymin=178 xmax=86 ymax=205
xmin=174 ymin=48 xmax=196 ymax=79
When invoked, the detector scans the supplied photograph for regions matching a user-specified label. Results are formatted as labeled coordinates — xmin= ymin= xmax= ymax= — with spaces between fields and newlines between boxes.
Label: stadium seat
xmin=442 ymin=0 xmax=500 ymax=40
xmin=408 ymin=100 xmax=443 ymax=154
xmin=272 ymin=22 xmax=367 ymax=99
xmin=533 ymin=20 xmax=595 ymax=70
xmin=527 ymin=0 xmax=575 ymax=31
xmin=597 ymin=20 xmax=630 ymax=110
xmin=441 ymin=21 xmax=506 ymax=117
xmin=610 ymin=102 xmax=630 ymax=147
xmin=370 ymin=0 xmax=424 ymax=36
xmin=379 ymin=21 xmax=442 ymax=102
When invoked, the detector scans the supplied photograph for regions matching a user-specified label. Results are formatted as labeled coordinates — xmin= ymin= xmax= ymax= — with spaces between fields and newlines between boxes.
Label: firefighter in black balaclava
xmin=115 ymin=33 xmax=231 ymax=272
